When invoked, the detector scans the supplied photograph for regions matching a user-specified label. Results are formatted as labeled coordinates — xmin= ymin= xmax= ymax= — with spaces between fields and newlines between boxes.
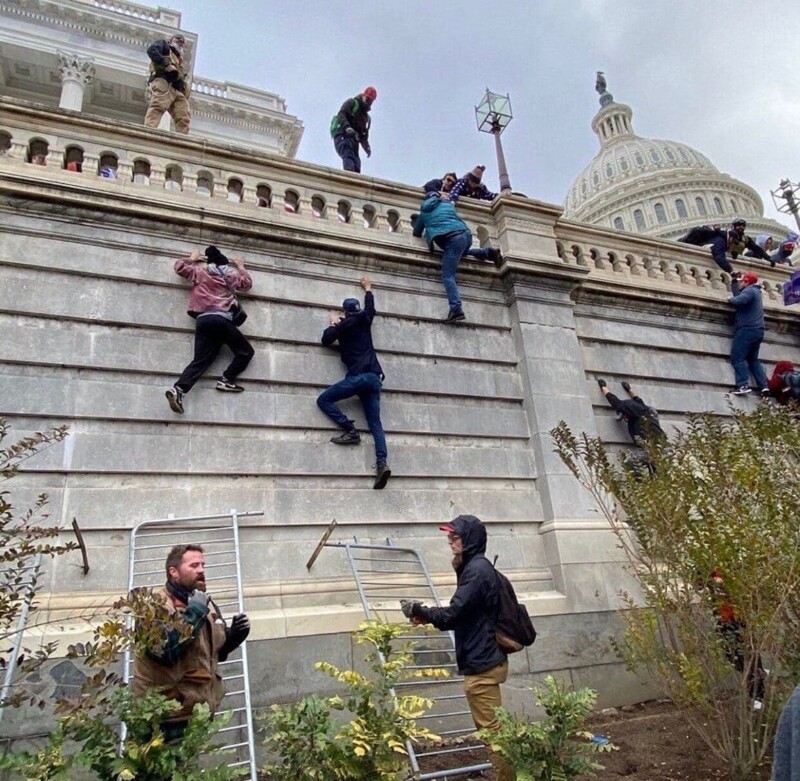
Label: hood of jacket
xmin=448 ymin=514 xmax=487 ymax=563
xmin=420 ymin=193 xmax=442 ymax=214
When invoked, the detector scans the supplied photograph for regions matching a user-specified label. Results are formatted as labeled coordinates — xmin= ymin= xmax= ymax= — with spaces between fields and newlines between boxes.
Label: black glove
xmin=621 ymin=381 xmax=631 ymax=393
xmin=219 ymin=613 xmax=250 ymax=661
xmin=597 ymin=379 xmax=607 ymax=389
xmin=344 ymin=127 xmax=358 ymax=139
xmin=362 ymin=141 xmax=371 ymax=158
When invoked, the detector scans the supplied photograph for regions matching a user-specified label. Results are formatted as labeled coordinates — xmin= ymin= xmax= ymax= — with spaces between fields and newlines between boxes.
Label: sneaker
xmin=444 ymin=308 xmax=466 ymax=324
xmin=216 ymin=379 xmax=245 ymax=392
xmin=330 ymin=429 xmax=361 ymax=445
xmin=373 ymin=462 xmax=392 ymax=490
xmin=165 ymin=386 xmax=184 ymax=414
xmin=730 ymin=386 xmax=751 ymax=396
xmin=760 ymin=388 xmax=771 ymax=397
xmin=753 ymin=699 xmax=763 ymax=711
xmin=487 ymin=247 xmax=503 ymax=265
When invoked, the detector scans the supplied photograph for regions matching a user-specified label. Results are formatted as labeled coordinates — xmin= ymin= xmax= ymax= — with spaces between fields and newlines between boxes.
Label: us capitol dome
xmin=563 ymin=73 xmax=790 ymax=241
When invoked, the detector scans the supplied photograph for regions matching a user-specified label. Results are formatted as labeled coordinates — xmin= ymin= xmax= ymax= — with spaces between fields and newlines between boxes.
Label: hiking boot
xmin=166 ymin=386 xmax=184 ymax=414
xmin=373 ymin=462 xmax=392 ymax=490
xmin=331 ymin=429 xmax=361 ymax=445
xmin=487 ymin=247 xmax=503 ymax=265
xmin=730 ymin=386 xmax=751 ymax=396
xmin=216 ymin=378 xmax=244 ymax=392
xmin=444 ymin=308 xmax=466 ymax=324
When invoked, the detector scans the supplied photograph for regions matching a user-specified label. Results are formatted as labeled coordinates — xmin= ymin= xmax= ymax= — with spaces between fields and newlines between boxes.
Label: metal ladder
xmin=123 ymin=509 xmax=262 ymax=780
xmin=309 ymin=525 xmax=492 ymax=780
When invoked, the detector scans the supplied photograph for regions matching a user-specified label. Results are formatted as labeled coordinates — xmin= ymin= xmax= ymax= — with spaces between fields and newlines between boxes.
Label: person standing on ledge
xmin=330 ymin=86 xmax=376 ymax=173
xmin=144 ymin=33 xmax=191 ymax=134
xmin=166 ymin=246 xmax=254 ymax=415
xmin=317 ymin=276 xmax=391 ymax=490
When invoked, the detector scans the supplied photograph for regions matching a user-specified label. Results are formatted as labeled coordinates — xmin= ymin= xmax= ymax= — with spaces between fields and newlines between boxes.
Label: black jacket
xmin=321 ymin=291 xmax=383 ymax=378
xmin=605 ymin=393 xmax=665 ymax=445
xmin=419 ymin=515 xmax=506 ymax=676
xmin=331 ymin=95 xmax=372 ymax=142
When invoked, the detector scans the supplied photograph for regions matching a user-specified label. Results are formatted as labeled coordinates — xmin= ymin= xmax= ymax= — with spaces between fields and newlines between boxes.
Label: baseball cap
xmin=741 ymin=271 xmax=759 ymax=285
xmin=438 ymin=523 xmax=457 ymax=533
xmin=342 ymin=298 xmax=361 ymax=313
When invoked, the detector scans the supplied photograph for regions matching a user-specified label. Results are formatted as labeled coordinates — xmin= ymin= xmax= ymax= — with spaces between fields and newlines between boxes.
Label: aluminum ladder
xmin=123 ymin=509 xmax=262 ymax=780
xmin=309 ymin=524 xmax=492 ymax=780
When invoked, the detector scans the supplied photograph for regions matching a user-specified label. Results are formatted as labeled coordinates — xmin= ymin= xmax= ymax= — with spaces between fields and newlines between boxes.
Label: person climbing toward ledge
xmin=677 ymin=218 xmax=773 ymax=273
xmin=412 ymin=192 xmax=502 ymax=323
xmin=317 ymin=276 xmax=391 ymax=490
xmin=166 ymin=246 xmax=254 ymax=415
xmin=330 ymin=86 xmax=376 ymax=174
xmin=728 ymin=271 xmax=769 ymax=396
xmin=448 ymin=165 xmax=498 ymax=204
xmin=144 ymin=33 xmax=191 ymax=134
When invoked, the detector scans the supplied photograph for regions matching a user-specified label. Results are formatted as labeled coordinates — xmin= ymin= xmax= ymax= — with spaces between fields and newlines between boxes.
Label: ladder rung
xmin=415 ymin=744 xmax=486 ymax=759
xmin=135 ymin=526 xmax=232 ymax=539
xmin=418 ymin=709 xmax=471 ymax=720
xmin=418 ymin=762 xmax=492 ymax=779
xmin=216 ymin=723 xmax=249 ymax=734
xmin=437 ymin=727 xmax=478 ymax=736
xmin=224 ymin=741 xmax=249 ymax=750
xmin=396 ymin=677 xmax=464 ymax=686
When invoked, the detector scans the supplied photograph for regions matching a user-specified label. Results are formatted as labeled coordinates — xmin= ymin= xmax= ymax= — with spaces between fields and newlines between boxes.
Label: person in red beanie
xmin=728 ymin=271 xmax=769 ymax=396
xmin=329 ymin=86 xmax=376 ymax=173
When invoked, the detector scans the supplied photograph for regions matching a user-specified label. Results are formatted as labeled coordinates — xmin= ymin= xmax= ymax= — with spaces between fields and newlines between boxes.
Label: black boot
xmin=373 ymin=462 xmax=391 ymax=490
xmin=331 ymin=429 xmax=361 ymax=445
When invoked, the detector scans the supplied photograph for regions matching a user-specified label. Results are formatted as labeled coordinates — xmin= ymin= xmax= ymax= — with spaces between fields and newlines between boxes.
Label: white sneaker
xmin=753 ymin=699 xmax=763 ymax=711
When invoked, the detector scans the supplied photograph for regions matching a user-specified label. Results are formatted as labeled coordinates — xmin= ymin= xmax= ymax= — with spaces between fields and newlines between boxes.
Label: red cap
xmin=363 ymin=86 xmax=377 ymax=101
xmin=741 ymin=271 xmax=759 ymax=285
xmin=438 ymin=524 xmax=456 ymax=533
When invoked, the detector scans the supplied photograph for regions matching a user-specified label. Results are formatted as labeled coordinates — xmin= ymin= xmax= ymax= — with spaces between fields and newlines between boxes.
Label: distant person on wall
xmin=767 ymin=360 xmax=800 ymax=404
xmin=330 ymin=86 xmax=376 ymax=173
xmin=743 ymin=233 xmax=773 ymax=258
xmin=448 ymin=165 xmax=498 ymax=204
xmin=166 ymin=246 xmax=254 ymax=415
xmin=728 ymin=271 xmax=769 ymax=396
xmin=677 ymin=218 xmax=774 ymax=272
xmin=317 ymin=276 xmax=391 ymax=490
xmin=772 ymin=234 xmax=798 ymax=266
xmin=412 ymin=192 xmax=502 ymax=323
xmin=144 ymin=33 xmax=191 ymax=134
xmin=422 ymin=172 xmax=458 ymax=197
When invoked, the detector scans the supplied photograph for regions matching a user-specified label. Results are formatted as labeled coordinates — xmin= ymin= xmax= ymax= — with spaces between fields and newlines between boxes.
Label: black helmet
xmin=731 ymin=218 xmax=747 ymax=229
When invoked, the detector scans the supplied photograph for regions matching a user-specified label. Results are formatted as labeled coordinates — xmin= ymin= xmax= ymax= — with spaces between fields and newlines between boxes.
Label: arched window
xmin=654 ymin=203 xmax=667 ymax=224
xmin=386 ymin=210 xmax=401 ymax=233
xmin=0 ymin=131 xmax=11 ymax=156
xmin=196 ymin=171 xmax=213 ymax=197
xmin=362 ymin=205 xmax=377 ymax=228
xmin=98 ymin=152 xmax=118 ymax=178
xmin=633 ymin=209 xmax=645 ymax=230
xmin=713 ymin=197 xmax=723 ymax=215
xmin=284 ymin=190 xmax=300 ymax=213
xmin=64 ymin=145 xmax=84 ymax=172
xmin=730 ymin=198 xmax=738 ymax=213
xmin=311 ymin=195 xmax=326 ymax=218
xmin=675 ymin=199 xmax=687 ymax=218
xmin=165 ymin=164 xmax=183 ymax=192
xmin=337 ymin=200 xmax=351 ymax=223
xmin=695 ymin=197 xmax=707 ymax=216
xmin=227 ymin=178 xmax=243 ymax=203
xmin=28 ymin=138 xmax=49 ymax=166
xmin=256 ymin=184 xmax=272 ymax=207
xmin=133 ymin=159 xmax=151 ymax=185
xmin=613 ymin=217 xmax=625 ymax=231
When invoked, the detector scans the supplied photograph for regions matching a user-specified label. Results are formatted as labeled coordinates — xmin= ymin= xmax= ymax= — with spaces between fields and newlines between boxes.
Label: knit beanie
xmin=467 ymin=165 xmax=485 ymax=184
xmin=205 ymin=245 xmax=229 ymax=265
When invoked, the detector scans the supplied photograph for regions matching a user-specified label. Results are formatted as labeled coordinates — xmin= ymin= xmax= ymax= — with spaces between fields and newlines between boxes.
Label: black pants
xmin=175 ymin=315 xmax=254 ymax=393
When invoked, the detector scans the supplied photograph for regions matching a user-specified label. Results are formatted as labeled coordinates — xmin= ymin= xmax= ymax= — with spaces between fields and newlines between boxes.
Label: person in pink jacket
xmin=166 ymin=246 xmax=254 ymax=414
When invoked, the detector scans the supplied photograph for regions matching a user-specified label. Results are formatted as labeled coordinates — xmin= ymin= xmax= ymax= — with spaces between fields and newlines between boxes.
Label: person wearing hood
xmin=678 ymin=219 xmax=774 ymax=272
xmin=448 ymin=165 xmax=498 ymax=204
xmin=744 ymin=234 xmax=774 ymax=258
xmin=401 ymin=515 xmax=512 ymax=781
xmin=132 ymin=544 xmax=249 ymax=744
xmin=317 ymin=276 xmax=391 ymax=490
xmin=330 ymin=86 xmax=376 ymax=173
xmin=166 ymin=246 xmax=254 ymax=414
xmin=144 ymin=33 xmax=191 ymax=133
xmin=728 ymin=271 xmax=769 ymax=396
xmin=768 ymin=360 xmax=800 ymax=404
xmin=412 ymin=193 xmax=502 ymax=323
xmin=772 ymin=234 xmax=798 ymax=266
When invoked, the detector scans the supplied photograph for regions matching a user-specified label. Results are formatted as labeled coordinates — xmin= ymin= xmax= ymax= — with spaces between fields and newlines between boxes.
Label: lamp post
xmin=475 ymin=88 xmax=513 ymax=195
xmin=771 ymin=178 xmax=800 ymax=233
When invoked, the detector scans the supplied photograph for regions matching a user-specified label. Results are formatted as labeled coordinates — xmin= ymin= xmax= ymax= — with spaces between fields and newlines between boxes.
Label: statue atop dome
xmin=595 ymin=71 xmax=614 ymax=107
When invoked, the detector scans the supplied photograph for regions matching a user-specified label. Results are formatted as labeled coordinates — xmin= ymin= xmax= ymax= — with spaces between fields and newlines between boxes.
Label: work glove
xmin=362 ymin=141 xmax=372 ymax=158
xmin=621 ymin=381 xmax=631 ymax=393
xmin=229 ymin=613 xmax=251 ymax=644
xmin=186 ymin=589 xmax=211 ymax=621
xmin=399 ymin=599 xmax=419 ymax=619
xmin=344 ymin=127 xmax=358 ymax=139
xmin=597 ymin=379 xmax=607 ymax=389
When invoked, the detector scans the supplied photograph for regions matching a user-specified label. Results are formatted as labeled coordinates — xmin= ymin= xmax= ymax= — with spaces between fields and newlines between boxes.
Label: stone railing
xmin=191 ymin=76 xmax=228 ymax=99
xmin=87 ymin=0 xmax=180 ymax=25
xmin=0 ymin=97 xmax=794 ymax=316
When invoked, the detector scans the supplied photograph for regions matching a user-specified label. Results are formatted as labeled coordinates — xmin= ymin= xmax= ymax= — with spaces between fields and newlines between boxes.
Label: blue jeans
xmin=730 ymin=326 xmax=767 ymax=388
xmin=333 ymin=134 xmax=361 ymax=173
xmin=436 ymin=229 xmax=492 ymax=312
xmin=317 ymin=372 xmax=387 ymax=462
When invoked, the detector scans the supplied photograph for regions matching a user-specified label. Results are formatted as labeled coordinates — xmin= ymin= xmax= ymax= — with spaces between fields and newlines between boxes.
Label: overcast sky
xmin=170 ymin=0 xmax=799 ymax=227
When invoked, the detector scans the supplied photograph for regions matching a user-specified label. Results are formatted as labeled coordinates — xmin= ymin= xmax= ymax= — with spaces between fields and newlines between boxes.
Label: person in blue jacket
xmin=773 ymin=683 xmax=800 ymax=781
xmin=317 ymin=276 xmax=390 ymax=490
xmin=728 ymin=271 xmax=769 ymax=396
xmin=412 ymin=193 xmax=501 ymax=323
xmin=678 ymin=219 xmax=773 ymax=272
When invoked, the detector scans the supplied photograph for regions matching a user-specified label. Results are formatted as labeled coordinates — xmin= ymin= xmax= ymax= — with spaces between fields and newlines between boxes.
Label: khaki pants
xmin=464 ymin=660 xmax=514 ymax=781
xmin=144 ymin=77 xmax=191 ymax=134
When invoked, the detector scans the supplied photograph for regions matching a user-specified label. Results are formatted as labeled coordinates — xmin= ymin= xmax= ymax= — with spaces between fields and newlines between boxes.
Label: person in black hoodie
xmin=330 ymin=86 xmax=376 ymax=173
xmin=677 ymin=218 xmax=773 ymax=272
xmin=317 ymin=276 xmax=390 ymax=489
xmin=402 ymin=515 xmax=512 ymax=781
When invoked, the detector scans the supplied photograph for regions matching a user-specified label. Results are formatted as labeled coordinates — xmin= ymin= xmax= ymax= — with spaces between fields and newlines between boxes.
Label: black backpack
xmin=493 ymin=562 xmax=536 ymax=654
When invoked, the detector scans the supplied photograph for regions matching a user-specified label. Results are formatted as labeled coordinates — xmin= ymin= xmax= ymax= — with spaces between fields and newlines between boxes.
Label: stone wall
xmin=1 ymin=98 xmax=799 ymax=740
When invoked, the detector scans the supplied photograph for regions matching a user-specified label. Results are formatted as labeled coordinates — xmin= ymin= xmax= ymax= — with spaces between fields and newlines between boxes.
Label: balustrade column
xmin=57 ymin=52 xmax=95 ymax=112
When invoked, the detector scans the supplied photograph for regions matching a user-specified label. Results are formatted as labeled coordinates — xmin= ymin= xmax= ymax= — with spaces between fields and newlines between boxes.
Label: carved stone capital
xmin=57 ymin=52 xmax=96 ymax=86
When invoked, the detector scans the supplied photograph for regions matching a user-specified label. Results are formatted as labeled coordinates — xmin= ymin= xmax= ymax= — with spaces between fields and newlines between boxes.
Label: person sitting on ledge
xmin=678 ymin=218 xmax=773 ymax=272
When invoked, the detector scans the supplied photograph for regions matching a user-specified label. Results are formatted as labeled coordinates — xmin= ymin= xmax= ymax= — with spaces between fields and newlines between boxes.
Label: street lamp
xmin=475 ymin=88 xmax=513 ymax=195
xmin=771 ymin=178 xmax=800 ymax=233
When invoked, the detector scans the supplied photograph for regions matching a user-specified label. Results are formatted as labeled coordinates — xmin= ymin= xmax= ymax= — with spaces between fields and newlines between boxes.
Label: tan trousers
xmin=144 ymin=77 xmax=191 ymax=134
xmin=464 ymin=660 xmax=515 ymax=781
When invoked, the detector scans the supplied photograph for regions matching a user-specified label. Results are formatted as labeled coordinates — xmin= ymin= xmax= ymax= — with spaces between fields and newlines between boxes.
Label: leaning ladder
xmin=123 ymin=509 xmax=262 ymax=781
xmin=309 ymin=525 xmax=492 ymax=780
